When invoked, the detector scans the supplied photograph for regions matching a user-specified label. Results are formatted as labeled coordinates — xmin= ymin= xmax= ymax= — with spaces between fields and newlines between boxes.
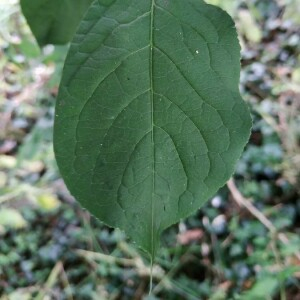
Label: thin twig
xmin=227 ymin=178 xmax=300 ymax=261
xmin=34 ymin=261 xmax=61 ymax=300
xmin=59 ymin=261 xmax=74 ymax=300
xmin=76 ymin=249 xmax=135 ymax=267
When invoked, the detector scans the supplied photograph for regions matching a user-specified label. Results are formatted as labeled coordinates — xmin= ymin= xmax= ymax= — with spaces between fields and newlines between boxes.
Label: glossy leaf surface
xmin=54 ymin=0 xmax=252 ymax=257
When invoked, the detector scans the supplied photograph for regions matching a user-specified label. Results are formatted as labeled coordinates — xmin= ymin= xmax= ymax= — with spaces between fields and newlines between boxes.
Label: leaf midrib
xmin=149 ymin=0 xmax=155 ymax=259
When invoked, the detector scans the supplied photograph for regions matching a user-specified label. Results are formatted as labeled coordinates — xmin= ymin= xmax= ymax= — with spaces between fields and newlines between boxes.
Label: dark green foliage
xmin=54 ymin=0 xmax=251 ymax=257
xmin=1 ymin=0 xmax=300 ymax=298
xmin=20 ymin=0 xmax=93 ymax=46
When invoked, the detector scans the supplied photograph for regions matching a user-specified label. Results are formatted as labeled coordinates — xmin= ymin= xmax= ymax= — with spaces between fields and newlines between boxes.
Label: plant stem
xmin=149 ymin=257 xmax=154 ymax=296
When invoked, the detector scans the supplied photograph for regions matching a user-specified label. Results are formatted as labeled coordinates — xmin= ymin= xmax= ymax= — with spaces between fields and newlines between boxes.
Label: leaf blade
xmin=20 ymin=0 xmax=94 ymax=46
xmin=54 ymin=0 xmax=252 ymax=256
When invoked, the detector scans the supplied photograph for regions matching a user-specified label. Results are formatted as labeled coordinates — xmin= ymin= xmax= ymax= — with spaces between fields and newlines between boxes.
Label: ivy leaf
xmin=20 ymin=0 xmax=93 ymax=46
xmin=54 ymin=0 xmax=251 ymax=258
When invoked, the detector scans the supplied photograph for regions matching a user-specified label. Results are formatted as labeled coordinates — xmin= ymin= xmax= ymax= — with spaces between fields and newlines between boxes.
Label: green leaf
xmin=20 ymin=0 xmax=94 ymax=46
xmin=54 ymin=0 xmax=251 ymax=257
xmin=0 ymin=208 xmax=27 ymax=229
xmin=240 ymin=277 xmax=278 ymax=299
